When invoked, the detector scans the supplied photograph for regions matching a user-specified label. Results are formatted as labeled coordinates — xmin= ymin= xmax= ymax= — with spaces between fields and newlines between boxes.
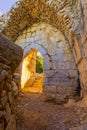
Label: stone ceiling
xmin=1 ymin=0 xmax=80 ymax=44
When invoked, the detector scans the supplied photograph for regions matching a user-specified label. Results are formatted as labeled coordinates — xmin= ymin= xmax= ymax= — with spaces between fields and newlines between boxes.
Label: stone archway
xmin=21 ymin=44 xmax=49 ymax=92
xmin=1 ymin=0 xmax=85 ymax=101
xmin=24 ymin=43 xmax=47 ymax=56
xmin=16 ymin=23 xmax=80 ymax=102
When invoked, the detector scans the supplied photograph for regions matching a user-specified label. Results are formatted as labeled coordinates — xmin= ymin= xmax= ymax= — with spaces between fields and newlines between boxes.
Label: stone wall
xmin=1 ymin=0 xmax=80 ymax=44
xmin=21 ymin=48 xmax=37 ymax=89
xmin=0 ymin=34 xmax=23 ymax=130
xmin=1 ymin=0 xmax=87 ymax=103
xmin=79 ymin=0 xmax=87 ymax=99
xmin=0 ymin=14 xmax=9 ymax=32
xmin=0 ymin=63 xmax=17 ymax=130
xmin=15 ymin=23 xmax=79 ymax=102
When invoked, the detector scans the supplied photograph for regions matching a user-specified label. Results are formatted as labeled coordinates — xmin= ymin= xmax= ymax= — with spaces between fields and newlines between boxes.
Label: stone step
xmin=33 ymin=81 xmax=42 ymax=82
xmin=33 ymin=84 xmax=42 ymax=85
xmin=31 ymin=85 xmax=42 ymax=88
xmin=32 ymin=84 xmax=42 ymax=86
xmin=34 ymin=82 xmax=42 ymax=84
xmin=31 ymin=76 xmax=43 ymax=88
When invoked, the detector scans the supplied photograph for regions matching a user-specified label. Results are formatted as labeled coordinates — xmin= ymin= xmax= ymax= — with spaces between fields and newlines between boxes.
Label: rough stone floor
xmin=16 ymin=92 xmax=87 ymax=130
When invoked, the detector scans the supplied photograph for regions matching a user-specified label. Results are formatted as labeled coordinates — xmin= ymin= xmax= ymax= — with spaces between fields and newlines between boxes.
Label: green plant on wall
xmin=36 ymin=55 xmax=43 ymax=73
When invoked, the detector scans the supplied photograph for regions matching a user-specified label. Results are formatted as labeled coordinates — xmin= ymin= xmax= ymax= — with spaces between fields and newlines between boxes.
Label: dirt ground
xmin=15 ymin=92 xmax=87 ymax=130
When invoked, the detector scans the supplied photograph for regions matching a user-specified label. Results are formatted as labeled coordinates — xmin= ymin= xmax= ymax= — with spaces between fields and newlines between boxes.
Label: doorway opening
xmin=21 ymin=48 xmax=44 ymax=93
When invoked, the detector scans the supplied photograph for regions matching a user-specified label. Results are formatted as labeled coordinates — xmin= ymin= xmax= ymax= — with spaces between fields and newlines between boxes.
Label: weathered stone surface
xmin=8 ymin=92 xmax=13 ymax=105
xmin=0 ymin=33 xmax=21 ymax=130
xmin=1 ymin=91 xmax=8 ymax=107
xmin=6 ymin=115 xmax=16 ymax=130
xmin=1 ymin=96 xmax=8 ymax=107
xmin=0 ymin=69 xmax=8 ymax=83
xmin=0 ymin=66 xmax=17 ymax=130
xmin=5 ymin=103 xmax=11 ymax=122
xmin=0 ymin=123 xmax=4 ymax=130
xmin=21 ymin=49 xmax=37 ymax=89
xmin=0 ymin=0 xmax=87 ymax=105
xmin=0 ymin=14 xmax=8 ymax=32
xmin=55 ymin=94 xmax=68 ymax=104
xmin=1 ymin=0 xmax=79 ymax=44
xmin=11 ymin=81 xmax=18 ymax=96
xmin=70 ymin=123 xmax=87 ymax=130
xmin=16 ymin=23 xmax=79 ymax=101
xmin=0 ymin=34 xmax=23 ymax=72
xmin=43 ymin=85 xmax=56 ymax=93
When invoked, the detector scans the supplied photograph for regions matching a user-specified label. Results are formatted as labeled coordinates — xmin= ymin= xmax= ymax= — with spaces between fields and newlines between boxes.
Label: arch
xmin=2 ymin=0 xmax=84 ymax=101
xmin=2 ymin=0 xmax=82 ymax=75
xmin=15 ymin=22 xmax=80 ymax=99
xmin=21 ymin=46 xmax=49 ymax=92
xmin=1 ymin=0 xmax=82 ymax=71
xmin=24 ymin=43 xmax=47 ymax=56
xmin=1 ymin=0 xmax=75 ymax=46
xmin=24 ymin=43 xmax=51 ymax=73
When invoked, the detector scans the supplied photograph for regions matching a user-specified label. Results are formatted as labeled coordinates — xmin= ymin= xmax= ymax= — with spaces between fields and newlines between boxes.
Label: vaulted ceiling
xmin=1 ymin=0 xmax=80 ymax=45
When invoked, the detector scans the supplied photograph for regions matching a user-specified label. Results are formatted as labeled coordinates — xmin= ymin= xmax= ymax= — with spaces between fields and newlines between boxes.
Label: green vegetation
xmin=36 ymin=56 xmax=43 ymax=73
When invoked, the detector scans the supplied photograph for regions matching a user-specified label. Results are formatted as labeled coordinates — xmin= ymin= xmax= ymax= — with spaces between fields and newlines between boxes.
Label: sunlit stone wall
xmin=21 ymin=49 xmax=37 ymax=89
xmin=15 ymin=23 xmax=79 ymax=102
xmin=1 ymin=0 xmax=87 ymax=103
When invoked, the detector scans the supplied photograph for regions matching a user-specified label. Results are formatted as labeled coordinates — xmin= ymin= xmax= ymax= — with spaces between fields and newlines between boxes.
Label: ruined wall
xmin=0 ymin=14 xmax=9 ymax=32
xmin=0 ymin=34 xmax=23 ymax=130
xmin=1 ymin=0 xmax=87 ymax=102
xmin=1 ymin=0 xmax=80 ymax=44
xmin=15 ymin=23 xmax=79 ymax=102
xmin=0 ymin=62 xmax=17 ymax=130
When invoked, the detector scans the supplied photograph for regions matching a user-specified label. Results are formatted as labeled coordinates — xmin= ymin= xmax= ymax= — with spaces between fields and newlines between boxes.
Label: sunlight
xmin=21 ymin=49 xmax=43 ymax=93
xmin=37 ymin=51 xmax=41 ymax=56
xmin=21 ymin=58 xmax=31 ymax=89
xmin=22 ymin=74 xmax=43 ymax=93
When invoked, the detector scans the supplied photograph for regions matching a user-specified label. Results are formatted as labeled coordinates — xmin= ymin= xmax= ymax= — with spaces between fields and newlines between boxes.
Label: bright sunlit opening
xmin=21 ymin=49 xmax=43 ymax=93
